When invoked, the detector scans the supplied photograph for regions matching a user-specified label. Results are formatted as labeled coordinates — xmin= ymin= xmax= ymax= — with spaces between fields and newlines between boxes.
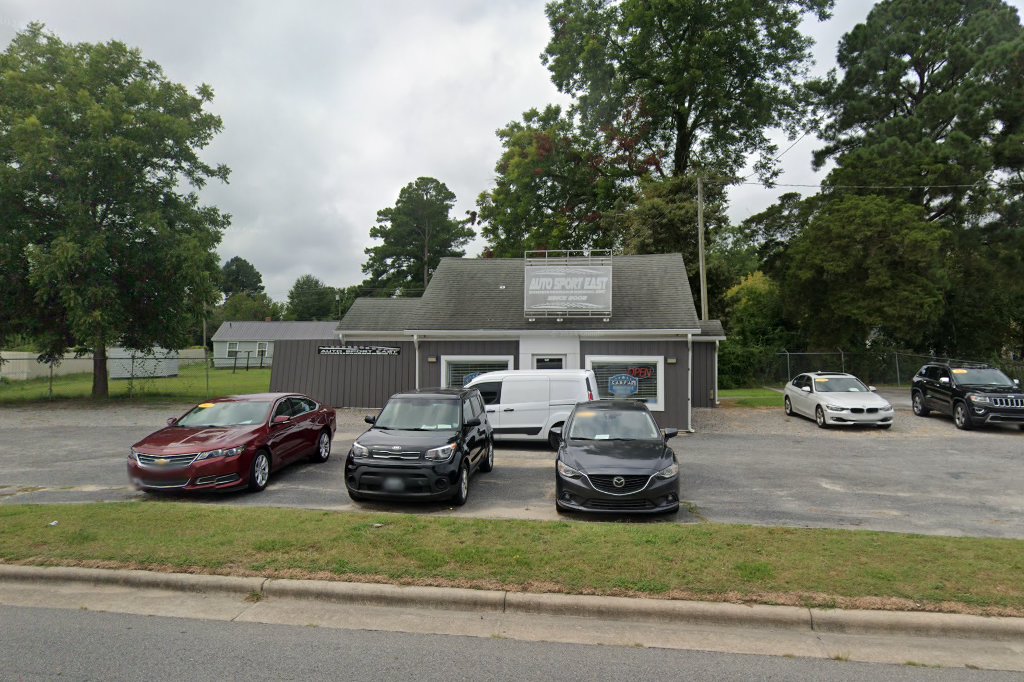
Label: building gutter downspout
xmin=714 ymin=339 xmax=720 ymax=406
xmin=687 ymin=333 xmax=695 ymax=432
xmin=413 ymin=334 xmax=420 ymax=389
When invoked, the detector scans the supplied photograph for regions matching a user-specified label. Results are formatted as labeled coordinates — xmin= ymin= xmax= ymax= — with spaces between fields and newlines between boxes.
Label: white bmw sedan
xmin=783 ymin=371 xmax=894 ymax=429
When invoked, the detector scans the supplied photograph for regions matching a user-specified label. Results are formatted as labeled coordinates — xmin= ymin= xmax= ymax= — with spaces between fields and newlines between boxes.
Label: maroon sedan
xmin=128 ymin=393 xmax=336 ymax=493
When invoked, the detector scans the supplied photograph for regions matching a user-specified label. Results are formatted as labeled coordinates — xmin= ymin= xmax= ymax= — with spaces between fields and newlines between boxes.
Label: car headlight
xmin=824 ymin=404 xmax=848 ymax=412
xmin=129 ymin=448 xmax=140 ymax=461
xmin=424 ymin=443 xmax=457 ymax=461
xmin=196 ymin=445 xmax=245 ymax=460
xmin=557 ymin=460 xmax=583 ymax=479
xmin=655 ymin=463 xmax=679 ymax=479
xmin=968 ymin=394 xmax=990 ymax=404
xmin=351 ymin=442 xmax=369 ymax=457
xmin=880 ymin=403 xmax=893 ymax=411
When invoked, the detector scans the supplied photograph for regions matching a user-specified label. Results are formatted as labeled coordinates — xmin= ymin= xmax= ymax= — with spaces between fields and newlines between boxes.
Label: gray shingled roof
xmin=697 ymin=320 xmax=725 ymax=337
xmin=339 ymin=254 xmax=701 ymax=332
xmin=336 ymin=298 xmax=421 ymax=333
xmin=211 ymin=320 xmax=340 ymax=342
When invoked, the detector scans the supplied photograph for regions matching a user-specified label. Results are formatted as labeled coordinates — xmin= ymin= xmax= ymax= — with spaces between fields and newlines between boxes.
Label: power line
xmin=730 ymin=180 xmax=1024 ymax=190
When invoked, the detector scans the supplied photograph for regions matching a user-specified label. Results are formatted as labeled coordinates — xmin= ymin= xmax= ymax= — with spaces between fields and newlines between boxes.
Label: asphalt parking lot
xmin=1 ymin=393 xmax=1021 ymax=538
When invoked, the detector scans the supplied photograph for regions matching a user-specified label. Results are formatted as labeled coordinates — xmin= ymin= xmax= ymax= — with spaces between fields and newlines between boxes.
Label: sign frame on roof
xmin=318 ymin=346 xmax=400 ymax=356
xmin=523 ymin=250 xmax=613 ymax=318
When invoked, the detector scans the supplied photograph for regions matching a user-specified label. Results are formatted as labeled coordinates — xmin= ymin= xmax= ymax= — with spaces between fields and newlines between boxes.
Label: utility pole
xmin=697 ymin=175 xmax=708 ymax=321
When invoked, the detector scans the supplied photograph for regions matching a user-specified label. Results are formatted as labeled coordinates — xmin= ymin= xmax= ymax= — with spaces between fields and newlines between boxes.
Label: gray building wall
xmin=692 ymin=341 xmax=717 ymax=408
xmin=212 ymin=340 xmax=273 ymax=369
xmin=580 ymin=339 xmax=690 ymax=430
xmin=270 ymin=339 xmax=415 ymax=408
xmin=418 ymin=340 xmax=520 ymax=387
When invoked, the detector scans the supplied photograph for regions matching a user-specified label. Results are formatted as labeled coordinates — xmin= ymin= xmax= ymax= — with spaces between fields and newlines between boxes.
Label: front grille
xmin=848 ymin=407 xmax=879 ymax=414
xmin=866 ymin=407 xmax=878 ymax=414
xmin=369 ymin=449 xmax=421 ymax=460
xmin=992 ymin=397 xmax=1024 ymax=408
xmin=136 ymin=478 xmax=190 ymax=489
xmin=585 ymin=497 xmax=656 ymax=511
xmin=136 ymin=453 xmax=199 ymax=469
xmin=588 ymin=474 xmax=650 ymax=495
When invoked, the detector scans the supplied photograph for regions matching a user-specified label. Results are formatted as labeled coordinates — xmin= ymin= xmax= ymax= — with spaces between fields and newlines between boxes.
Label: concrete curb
xmin=3 ymin=565 xmax=1023 ymax=641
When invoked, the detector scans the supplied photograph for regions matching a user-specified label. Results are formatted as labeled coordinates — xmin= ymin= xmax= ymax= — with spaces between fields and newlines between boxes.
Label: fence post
xmin=245 ymin=351 xmax=251 ymax=371
xmin=232 ymin=354 xmax=238 ymax=373
xmin=894 ymin=351 xmax=901 ymax=388
xmin=838 ymin=348 xmax=845 ymax=373
xmin=48 ymin=362 xmax=54 ymax=400
xmin=783 ymin=349 xmax=791 ymax=381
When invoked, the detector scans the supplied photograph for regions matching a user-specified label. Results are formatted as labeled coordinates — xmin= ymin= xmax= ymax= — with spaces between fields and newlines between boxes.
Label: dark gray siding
xmin=580 ymin=339 xmax=690 ymax=430
xmin=270 ymin=339 xmax=415 ymax=408
xmin=418 ymin=340 xmax=520 ymax=387
xmin=692 ymin=341 xmax=718 ymax=408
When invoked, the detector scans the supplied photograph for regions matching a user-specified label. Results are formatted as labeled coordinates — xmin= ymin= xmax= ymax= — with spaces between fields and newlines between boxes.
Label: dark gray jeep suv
xmin=911 ymin=362 xmax=1024 ymax=430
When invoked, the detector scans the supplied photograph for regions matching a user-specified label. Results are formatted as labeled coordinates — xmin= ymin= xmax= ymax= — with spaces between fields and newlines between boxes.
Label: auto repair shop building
xmin=269 ymin=252 xmax=724 ymax=431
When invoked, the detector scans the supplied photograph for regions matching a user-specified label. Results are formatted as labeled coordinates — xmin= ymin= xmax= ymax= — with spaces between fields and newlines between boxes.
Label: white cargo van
xmin=464 ymin=369 xmax=599 ymax=448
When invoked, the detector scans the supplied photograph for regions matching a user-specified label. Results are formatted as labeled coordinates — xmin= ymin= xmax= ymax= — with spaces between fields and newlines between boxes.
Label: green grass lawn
xmin=2 ymin=502 xmax=1022 ymax=616
xmin=0 ymin=363 xmax=271 ymax=404
xmin=718 ymin=387 xmax=783 ymax=408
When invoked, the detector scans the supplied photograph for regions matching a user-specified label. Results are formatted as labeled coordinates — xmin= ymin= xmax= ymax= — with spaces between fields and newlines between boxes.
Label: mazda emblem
xmin=612 ymin=476 xmax=626 ymax=488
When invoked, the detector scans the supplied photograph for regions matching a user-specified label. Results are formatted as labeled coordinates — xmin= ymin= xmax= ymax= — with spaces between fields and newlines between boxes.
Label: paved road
xmin=2 ymin=604 xmax=1019 ymax=681
xmin=1 ymin=396 xmax=1022 ymax=538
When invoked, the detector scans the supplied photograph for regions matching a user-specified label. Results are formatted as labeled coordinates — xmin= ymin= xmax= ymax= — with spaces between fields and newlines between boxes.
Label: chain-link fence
xmin=768 ymin=350 xmax=1024 ymax=387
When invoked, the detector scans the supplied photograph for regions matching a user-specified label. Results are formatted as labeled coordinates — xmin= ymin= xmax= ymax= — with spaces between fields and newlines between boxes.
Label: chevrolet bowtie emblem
xmin=156 ymin=458 xmax=169 ymax=465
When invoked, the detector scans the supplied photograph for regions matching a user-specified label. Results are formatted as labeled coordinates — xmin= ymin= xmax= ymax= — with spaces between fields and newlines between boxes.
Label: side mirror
xmin=868 ymin=385 xmax=877 ymax=392
xmin=549 ymin=426 xmax=562 ymax=444
xmin=939 ymin=377 xmax=950 ymax=385
xmin=464 ymin=417 xmax=481 ymax=428
xmin=166 ymin=417 xmax=178 ymax=426
xmin=364 ymin=415 xmax=376 ymax=424
xmin=662 ymin=428 xmax=678 ymax=440
xmin=800 ymin=386 xmax=811 ymax=393
xmin=272 ymin=415 xmax=290 ymax=425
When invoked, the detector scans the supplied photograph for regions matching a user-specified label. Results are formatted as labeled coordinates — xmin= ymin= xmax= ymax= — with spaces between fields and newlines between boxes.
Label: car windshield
xmin=568 ymin=408 xmax=661 ymax=441
xmin=952 ymin=368 xmax=1014 ymax=387
xmin=813 ymin=377 xmax=868 ymax=393
xmin=374 ymin=397 xmax=459 ymax=431
xmin=177 ymin=401 xmax=271 ymax=427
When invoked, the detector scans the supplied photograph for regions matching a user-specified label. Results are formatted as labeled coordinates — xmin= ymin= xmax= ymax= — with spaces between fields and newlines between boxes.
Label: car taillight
xmin=588 ymin=391 xmax=593 ymax=400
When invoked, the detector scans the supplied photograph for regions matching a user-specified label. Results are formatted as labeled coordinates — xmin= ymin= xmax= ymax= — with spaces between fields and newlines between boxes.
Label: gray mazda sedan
xmin=552 ymin=400 xmax=680 ymax=514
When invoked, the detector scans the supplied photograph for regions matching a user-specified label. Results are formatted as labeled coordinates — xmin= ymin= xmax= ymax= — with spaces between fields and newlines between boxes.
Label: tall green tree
xmin=783 ymin=195 xmax=949 ymax=349
xmin=0 ymin=24 xmax=229 ymax=397
xmin=810 ymin=0 xmax=1024 ymax=355
xmin=363 ymin=177 xmax=474 ymax=294
xmin=477 ymin=106 xmax=628 ymax=257
xmin=543 ymin=0 xmax=833 ymax=179
xmin=285 ymin=274 xmax=337 ymax=321
xmin=220 ymin=256 xmax=265 ymax=299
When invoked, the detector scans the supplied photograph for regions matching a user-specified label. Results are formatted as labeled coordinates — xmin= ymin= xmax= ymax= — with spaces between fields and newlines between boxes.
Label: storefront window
xmin=441 ymin=356 xmax=514 ymax=388
xmin=585 ymin=355 xmax=665 ymax=411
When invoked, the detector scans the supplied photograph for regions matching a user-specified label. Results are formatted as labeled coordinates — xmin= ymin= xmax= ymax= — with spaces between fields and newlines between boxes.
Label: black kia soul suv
xmin=911 ymin=362 xmax=1024 ymax=430
xmin=345 ymin=388 xmax=494 ymax=504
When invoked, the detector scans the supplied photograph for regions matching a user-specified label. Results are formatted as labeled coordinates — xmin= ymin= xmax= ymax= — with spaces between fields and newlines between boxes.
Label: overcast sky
xmin=3 ymin=1 xmax=1021 ymax=302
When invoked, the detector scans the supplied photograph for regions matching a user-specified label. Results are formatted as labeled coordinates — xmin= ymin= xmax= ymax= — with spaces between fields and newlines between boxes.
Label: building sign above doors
xmin=318 ymin=346 xmax=400 ymax=356
xmin=523 ymin=250 xmax=612 ymax=318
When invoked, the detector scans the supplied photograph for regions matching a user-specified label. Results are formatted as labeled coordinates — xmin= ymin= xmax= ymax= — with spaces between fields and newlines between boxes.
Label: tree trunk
xmin=92 ymin=344 xmax=109 ymax=399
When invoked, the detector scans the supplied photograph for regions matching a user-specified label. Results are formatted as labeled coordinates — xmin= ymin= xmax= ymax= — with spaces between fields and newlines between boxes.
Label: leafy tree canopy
xmin=363 ymin=177 xmax=474 ymax=294
xmin=543 ymin=0 xmax=833 ymax=179
xmin=0 ymin=24 xmax=229 ymax=397
xmin=285 ymin=274 xmax=338 ymax=321
xmin=477 ymin=106 xmax=628 ymax=257
xmin=220 ymin=256 xmax=265 ymax=299
xmin=782 ymin=195 xmax=948 ymax=350
xmin=812 ymin=0 xmax=1023 ymax=224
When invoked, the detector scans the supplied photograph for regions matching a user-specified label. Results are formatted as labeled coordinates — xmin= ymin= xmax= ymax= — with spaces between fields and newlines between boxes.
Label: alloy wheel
xmin=784 ymin=396 xmax=792 ymax=416
xmin=815 ymin=406 xmax=827 ymax=429
xmin=318 ymin=432 xmax=331 ymax=461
